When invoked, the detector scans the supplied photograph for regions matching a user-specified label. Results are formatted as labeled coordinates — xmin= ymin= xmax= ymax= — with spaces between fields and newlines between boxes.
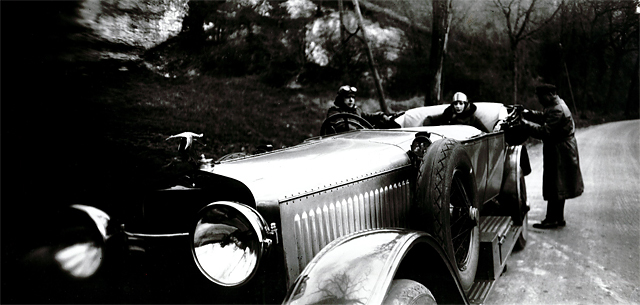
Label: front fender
xmin=282 ymin=229 xmax=468 ymax=305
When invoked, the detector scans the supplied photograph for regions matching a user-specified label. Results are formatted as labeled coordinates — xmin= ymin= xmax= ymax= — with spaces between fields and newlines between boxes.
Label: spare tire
xmin=412 ymin=139 xmax=480 ymax=292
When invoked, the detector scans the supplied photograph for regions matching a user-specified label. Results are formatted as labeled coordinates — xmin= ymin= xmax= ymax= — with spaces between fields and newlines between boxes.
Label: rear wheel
xmin=516 ymin=214 xmax=528 ymax=250
xmin=413 ymin=139 xmax=480 ymax=292
xmin=382 ymin=279 xmax=437 ymax=305
xmin=513 ymin=175 xmax=528 ymax=250
xmin=499 ymin=171 xmax=528 ymax=250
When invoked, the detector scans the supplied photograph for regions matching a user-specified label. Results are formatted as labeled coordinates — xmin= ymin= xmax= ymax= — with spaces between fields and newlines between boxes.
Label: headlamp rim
xmin=190 ymin=201 xmax=270 ymax=287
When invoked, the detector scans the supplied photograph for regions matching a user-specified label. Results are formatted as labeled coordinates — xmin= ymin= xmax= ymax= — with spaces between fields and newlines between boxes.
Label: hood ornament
xmin=165 ymin=132 xmax=213 ymax=170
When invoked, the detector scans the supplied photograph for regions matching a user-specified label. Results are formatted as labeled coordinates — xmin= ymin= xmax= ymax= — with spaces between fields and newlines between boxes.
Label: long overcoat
xmin=524 ymin=97 xmax=584 ymax=200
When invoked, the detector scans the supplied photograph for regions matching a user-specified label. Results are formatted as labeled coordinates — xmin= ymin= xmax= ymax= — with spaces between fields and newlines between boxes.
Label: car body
xmin=36 ymin=103 xmax=531 ymax=304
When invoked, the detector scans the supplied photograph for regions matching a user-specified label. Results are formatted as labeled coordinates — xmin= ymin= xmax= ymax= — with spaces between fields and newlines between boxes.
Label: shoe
xmin=533 ymin=219 xmax=563 ymax=229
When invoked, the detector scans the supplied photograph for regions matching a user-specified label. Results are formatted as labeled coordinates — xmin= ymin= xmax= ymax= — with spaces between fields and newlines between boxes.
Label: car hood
xmin=203 ymin=127 xmax=480 ymax=202
xmin=204 ymin=130 xmax=413 ymax=202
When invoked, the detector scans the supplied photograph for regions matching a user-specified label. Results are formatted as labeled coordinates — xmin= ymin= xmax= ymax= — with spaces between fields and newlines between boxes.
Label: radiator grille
xmin=284 ymin=179 xmax=411 ymax=278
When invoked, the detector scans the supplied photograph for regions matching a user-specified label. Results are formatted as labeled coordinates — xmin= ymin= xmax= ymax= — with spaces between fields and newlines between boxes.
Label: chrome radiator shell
xmin=279 ymin=168 xmax=413 ymax=284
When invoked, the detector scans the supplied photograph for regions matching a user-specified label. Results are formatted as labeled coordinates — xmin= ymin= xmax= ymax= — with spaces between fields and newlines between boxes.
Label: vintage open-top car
xmin=30 ymin=102 xmax=531 ymax=304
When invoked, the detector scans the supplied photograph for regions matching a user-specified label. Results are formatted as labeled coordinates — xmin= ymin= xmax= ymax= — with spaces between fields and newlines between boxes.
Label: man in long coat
xmin=522 ymin=83 xmax=584 ymax=229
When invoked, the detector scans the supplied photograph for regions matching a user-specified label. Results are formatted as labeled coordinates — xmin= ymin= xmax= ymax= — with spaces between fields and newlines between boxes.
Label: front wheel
xmin=413 ymin=139 xmax=480 ymax=292
xmin=382 ymin=279 xmax=437 ymax=305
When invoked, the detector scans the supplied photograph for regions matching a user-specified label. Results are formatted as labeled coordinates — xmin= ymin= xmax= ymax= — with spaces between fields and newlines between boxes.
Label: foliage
xmin=3 ymin=0 xmax=637 ymax=225
xmin=19 ymin=0 xmax=637 ymax=116
xmin=385 ymin=0 xmax=638 ymax=114
xmin=546 ymin=0 xmax=639 ymax=115
xmin=79 ymin=0 xmax=189 ymax=49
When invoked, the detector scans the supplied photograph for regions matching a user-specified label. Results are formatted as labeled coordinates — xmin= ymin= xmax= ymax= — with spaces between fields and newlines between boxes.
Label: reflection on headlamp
xmin=191 ymin=201 xmax=270 ymax=287
xmin=24 ymin=205 xmax=109 ymax=280
xmin=54 ymin=241 xmax=103 ymax=278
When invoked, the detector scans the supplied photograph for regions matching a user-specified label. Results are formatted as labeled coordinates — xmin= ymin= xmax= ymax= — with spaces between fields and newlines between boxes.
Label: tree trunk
xmin=338 ymin=0 xmax=346 ymax=80
xmin=493 ymin=0 xmax=562 ymax=104
xmin=425 ymin=0 xmax=453 ymax=106
xmin=338 ymin=0 xmax=345 ymax=43
xmin=604 ymin=52 xmax=623 ymax=114
xmin=352 ymin=0 xmax=390 ymax=114
xmin=625 ymin=56 xmax=639 ymax=117
xmin=181 ymin=1 xmax=206 ymax=41
xmin=512 ymin=45 xmax=518 ymax=104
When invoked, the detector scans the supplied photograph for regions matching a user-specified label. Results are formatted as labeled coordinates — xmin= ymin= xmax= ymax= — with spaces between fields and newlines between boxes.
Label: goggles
xmin=338 ymin=86 xmax=357 ymax=97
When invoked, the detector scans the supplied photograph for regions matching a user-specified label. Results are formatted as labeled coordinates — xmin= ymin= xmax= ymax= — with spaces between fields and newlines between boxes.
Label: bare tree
xmin=351 ymin=0 xmax=391 ymax=114
xmin=493 ymin=0 xmax=561 ymax=103
xmin=357 ymin=0 xmax=442 ymax=105
xmin=426 ymin=0 xmax=454 ymax=105
xmin=597 ymin=0 xmax=639 ymax=112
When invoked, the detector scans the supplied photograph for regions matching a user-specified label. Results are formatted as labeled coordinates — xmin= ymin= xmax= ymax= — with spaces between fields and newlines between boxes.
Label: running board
xmin=469 ymin=216 xmax=523 ymax=305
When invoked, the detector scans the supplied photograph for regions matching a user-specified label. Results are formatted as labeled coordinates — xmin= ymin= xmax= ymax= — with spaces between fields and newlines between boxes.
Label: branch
xmin=341 ymin=23 xmax=361 ymax=43
xmin=495 ymin=0 xmax=515 ymax=36
xmin=520 ymin=0 xmax=563 ymax=41
xmin=515 ymin=0 xmax=537 ymax=40
xmin=358 ymin=0 xmax=429 ymax=33
xmin=514 ymin=0 xmax=524 ymax=35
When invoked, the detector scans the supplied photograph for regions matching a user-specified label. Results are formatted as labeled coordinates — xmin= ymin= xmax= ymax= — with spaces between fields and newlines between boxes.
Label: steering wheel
xmin=375 ymin=111 xmax=405 ymax=129
xmin=390 ymin=111 xmax=406 ymax=120
xmin=320 ymin=113 xmax=374 ymax=136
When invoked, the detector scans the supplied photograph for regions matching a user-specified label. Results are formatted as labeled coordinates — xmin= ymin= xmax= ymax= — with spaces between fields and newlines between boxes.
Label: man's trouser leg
xmin=534 ymin=199 xmax=566 ymax=228
xmin=552 ymin=199 xmax=566 ymax=224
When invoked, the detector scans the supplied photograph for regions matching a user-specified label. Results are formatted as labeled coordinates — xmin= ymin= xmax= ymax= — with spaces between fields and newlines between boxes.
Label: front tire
xmin=413 ymin=139 xmax=480 ymax=292
xmin=383 ymin=279 xmax=437 ymax=305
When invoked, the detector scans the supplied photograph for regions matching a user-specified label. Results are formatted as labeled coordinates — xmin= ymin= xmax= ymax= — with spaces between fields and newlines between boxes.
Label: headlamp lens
xmin=54 ymin=240 xmax=103 ymax=278
xmin=52 ymin=205 xmax=110 ymax=279
xmin=192 ymin=202 xmax=267 ymax=286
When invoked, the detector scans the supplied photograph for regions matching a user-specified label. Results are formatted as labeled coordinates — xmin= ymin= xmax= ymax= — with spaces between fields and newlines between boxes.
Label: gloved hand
xmin=522 ymin=108 xmax=544 ymax=118
xmin=520 ymin=118 xmax=539 ymax=131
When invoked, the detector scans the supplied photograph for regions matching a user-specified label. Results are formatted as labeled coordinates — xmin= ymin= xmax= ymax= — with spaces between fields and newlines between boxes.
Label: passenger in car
xmin=422 ymin=92 xmax=490 ymax=132
xmin=326 ymin=85 xmax=396 ymax=128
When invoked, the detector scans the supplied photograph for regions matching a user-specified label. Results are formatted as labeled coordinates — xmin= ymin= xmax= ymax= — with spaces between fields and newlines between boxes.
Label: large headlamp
xmin=191 ymin=201 xmax=272 ymax=287
xmin=22 ymin=205 xmax=111 ymax=280
xmin=57 ymin=205 xmax=111 ymax=279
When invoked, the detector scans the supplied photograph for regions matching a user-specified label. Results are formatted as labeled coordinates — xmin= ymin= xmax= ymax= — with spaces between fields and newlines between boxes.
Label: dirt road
xmin=486 ymin=120 xmax=640 ymax=304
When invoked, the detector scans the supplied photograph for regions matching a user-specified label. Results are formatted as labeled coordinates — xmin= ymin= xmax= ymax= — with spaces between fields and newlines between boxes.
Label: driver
xmin=423 ymin=92 xmax=489 ymax=132
xmin=326 ymin=85 xmax=395 ymax=128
